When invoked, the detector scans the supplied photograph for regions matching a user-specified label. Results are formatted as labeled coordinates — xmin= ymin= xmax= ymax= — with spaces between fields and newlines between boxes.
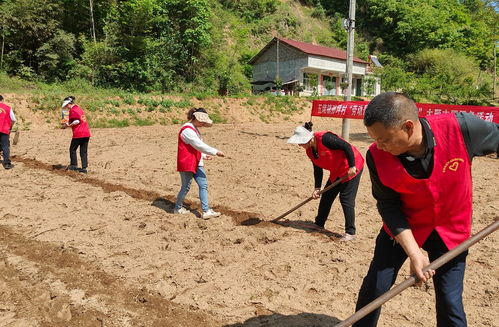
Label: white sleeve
xmin=10 ymin=109 xmax=16 ymax=122
xmin=180 ymin=128 xmax=218 ymax=156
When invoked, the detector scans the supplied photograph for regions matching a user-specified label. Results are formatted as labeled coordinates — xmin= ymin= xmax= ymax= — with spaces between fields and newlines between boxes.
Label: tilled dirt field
xmin=0 ymin=118 xmax=497 ymax=326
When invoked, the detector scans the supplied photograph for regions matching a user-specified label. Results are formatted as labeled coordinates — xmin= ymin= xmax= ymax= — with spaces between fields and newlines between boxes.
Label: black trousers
xmin=0 ymin=132 xmax=11 ymax=164
xmin=315 ymin=168 xmax=363 ymax=234
xmin=354 ymin=229 xmax=467 ymax=327
xmin=69 ymin=137 xmax=89 ymax=169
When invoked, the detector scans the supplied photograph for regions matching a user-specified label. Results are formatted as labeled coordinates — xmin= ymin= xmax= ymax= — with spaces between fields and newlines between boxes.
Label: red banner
xmin=311 ymin=100 xmax=499 ymax=123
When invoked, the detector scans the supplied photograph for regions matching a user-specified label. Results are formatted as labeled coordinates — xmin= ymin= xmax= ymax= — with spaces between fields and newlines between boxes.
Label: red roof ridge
xmin=277 ymin=37 xmax=368 ymax=64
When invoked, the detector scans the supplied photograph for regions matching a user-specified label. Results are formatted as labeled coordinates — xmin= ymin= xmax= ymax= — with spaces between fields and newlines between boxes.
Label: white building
xmin=249 ymin=37 xmax=381 ymax=96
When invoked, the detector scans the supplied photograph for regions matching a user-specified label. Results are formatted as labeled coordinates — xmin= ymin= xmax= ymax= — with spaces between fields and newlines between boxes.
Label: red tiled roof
xmin=249 ymin=37 xmax=368 ymax=64
xmin=279 ymin=38 xmax=368 ymax=64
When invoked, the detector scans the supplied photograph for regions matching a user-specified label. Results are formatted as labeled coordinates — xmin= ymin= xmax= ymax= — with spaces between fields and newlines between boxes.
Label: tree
xmin=0 ymin=0 xmax=63 ymax=79
xmin=409 ymin=48 xmax=492 ymax=104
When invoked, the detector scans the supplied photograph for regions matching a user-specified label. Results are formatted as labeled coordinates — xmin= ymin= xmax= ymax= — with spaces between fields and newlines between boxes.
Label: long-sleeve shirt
xmin=312 ymin=132 xmax=356 ymax=189
xmin=367 ymin=112 xmax=499 ymax=236
xmin=10 ymin=108 xmax=16 ymax=123
xmin=180 ymin=122 xmax=218 ymax=167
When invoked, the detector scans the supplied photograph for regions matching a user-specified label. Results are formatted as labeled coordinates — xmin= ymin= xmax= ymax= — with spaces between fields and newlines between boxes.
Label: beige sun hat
xmin=287 ymin=125 xmax=314 ymax=144
xmin=193 ymin=111 xmax=213 ymax=126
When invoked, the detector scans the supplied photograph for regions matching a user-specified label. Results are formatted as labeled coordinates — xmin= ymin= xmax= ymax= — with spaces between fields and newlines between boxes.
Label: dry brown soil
xmin=0 ymin=95 xmax=497 ymax=326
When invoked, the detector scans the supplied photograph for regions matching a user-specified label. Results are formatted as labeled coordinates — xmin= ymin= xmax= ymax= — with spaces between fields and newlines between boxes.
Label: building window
xmin=303 ymin=72 xmax=318 ymax=91
xmin=323 ymin=75 xmax=336 ymax=96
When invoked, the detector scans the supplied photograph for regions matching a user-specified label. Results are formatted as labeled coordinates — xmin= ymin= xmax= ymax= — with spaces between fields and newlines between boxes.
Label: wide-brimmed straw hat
xmin=193 ymin=111 xmax=213 ymax=126
xmin=287 ymin=126 xmax=314 ymax=144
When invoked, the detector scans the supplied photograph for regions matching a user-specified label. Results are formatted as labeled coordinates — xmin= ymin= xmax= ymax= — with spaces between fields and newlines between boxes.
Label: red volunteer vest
xmin=69 ymin=105 xmax=91 ymax=138
xmin=0 ymin=103 xmax=12 ymax=135
xmin=369 ymin=114 xmax=472 ymax=250
xmin=306 ymin=131 xmax=365 ymax=183
xmin=177 ymin=125 xmax=202 ymax=173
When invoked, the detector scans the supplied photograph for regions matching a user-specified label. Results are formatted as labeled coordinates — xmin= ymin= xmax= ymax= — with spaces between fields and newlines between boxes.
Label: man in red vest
xmin=354 ymin=92 xmax=498 ymax=326
xmin=0 ymin=95 xmax=16 ymax=169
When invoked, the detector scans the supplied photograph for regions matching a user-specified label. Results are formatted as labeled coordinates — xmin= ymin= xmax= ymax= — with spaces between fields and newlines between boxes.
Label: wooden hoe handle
xmin=335 ymin=218 xmax=499 ymax=327
xmin=271 ymin=176 xmax=347 ymax=223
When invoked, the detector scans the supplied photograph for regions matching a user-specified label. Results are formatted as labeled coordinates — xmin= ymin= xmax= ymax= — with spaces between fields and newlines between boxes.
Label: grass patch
xmin=134 ymin=117 xmax=155 ymax=126
xmin=210 ymin=110 xmax=227 ymax=124
xmin=263 ymin=95 xmax=303 ymax=114
xmin=93 ymin=118 xmax=130 ymax=128
xmin=121 ymin=95 xmax=136 ymax=105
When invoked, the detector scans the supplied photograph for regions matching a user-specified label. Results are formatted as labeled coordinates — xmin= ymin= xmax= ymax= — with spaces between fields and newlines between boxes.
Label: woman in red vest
xmin=287 ymin=122 xmax=364 ymax=241
xmin=175 ymin=108 xmax=225 ymax=220
xmin=354 ymin=92 xmax=499 ymax=327
xmin=61 ymin=96 xmax=91 ymax=173
xmin=0 ymin=95 xmax=16 ymax=169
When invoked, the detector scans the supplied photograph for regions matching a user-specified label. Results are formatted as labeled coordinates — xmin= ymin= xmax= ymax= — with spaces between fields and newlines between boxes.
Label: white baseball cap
xmin=287 ymin=126 xmax=314 ymax=144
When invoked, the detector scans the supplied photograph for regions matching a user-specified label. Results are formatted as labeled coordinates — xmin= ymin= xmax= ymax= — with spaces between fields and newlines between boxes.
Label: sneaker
xmin=3 ymin=163 xmax=13 ymax=170
xmin=67 ymin=165 xmax=78 ymax=171
xmin=78 ymin=168 xmax=88 ymax=174
xmin=202 ymin=209 xmax=221 ymax=219
xmin=339 ymin=233 xmax=356 ymax=241
xmin=173 ymin=207 xmax=189 ymax=214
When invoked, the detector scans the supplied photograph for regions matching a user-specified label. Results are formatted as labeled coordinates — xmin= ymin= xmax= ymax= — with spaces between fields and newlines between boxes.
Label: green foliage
xmin=0 ymin=0 xmax=495 ymax=105
xmin=122 ymin=95 xmax=136 ymax=105
xmin=311 ymin=3 xmax=326 ymax=19
xmin=30 ymin=94 xmax=61 ymax=112
xmin=209 ymin=110 xmax=227 ymax=123
xmin=0 ymin=72 xmax=34 ymax=91
xmin=220 ymin=0 xmax=279 ymax=22
xmin=375 ymin=66 xmax=413 ymax=92
xmin=93 ymin=118 xmax=130 ymax=128
xmin=175 ymin=99 xmax=192 ymax=108
xmin=263 ymin=95 xmax=303 ymax=114
xmin=359 ymin=0 xmax=493 ymax=68
xmin=134 ymin=117 xmax=155 ymax=126
xmin=407 ymin=48 xmax=492 ymax=104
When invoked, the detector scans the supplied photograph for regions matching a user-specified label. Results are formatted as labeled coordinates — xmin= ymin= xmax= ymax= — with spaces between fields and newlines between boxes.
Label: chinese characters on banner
xmin=311 ymin=100 xmax=499 ymax=123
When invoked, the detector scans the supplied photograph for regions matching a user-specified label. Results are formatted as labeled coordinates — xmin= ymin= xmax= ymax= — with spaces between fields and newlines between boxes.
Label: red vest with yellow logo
xmin=177 ymin=125 xmax=202 ymax=173
xmin=369 ymin=114 xmax=472 ymax=250
xmin=306 ymin=131 xmax=365 ymax=183
xmin=0 ymin=103 xmax=12 ymax=135
xmin=69 ymin=105 xmax=91 ymax=138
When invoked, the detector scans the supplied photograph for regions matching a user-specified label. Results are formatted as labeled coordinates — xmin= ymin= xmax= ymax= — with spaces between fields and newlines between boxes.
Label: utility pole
xmin=276 ymin=38 xmax=280 ymax=78
xmin=342 ymin=0 xmax=356 ymax=141
xmin=89 ymin=0 xmax=97 ymax=44
xmin=276 ymin=38 xmax=280 ymax=94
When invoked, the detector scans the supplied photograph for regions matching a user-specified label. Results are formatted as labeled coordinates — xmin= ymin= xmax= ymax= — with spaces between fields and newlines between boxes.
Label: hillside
xmin=4 ymin=92 xmax=317 ymax=132
xmin=0 ymin=0 xmax=497 ymax=104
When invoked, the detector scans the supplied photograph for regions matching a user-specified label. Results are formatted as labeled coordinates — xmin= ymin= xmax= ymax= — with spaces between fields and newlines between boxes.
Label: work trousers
xmin=315 ymin=168 xmax=362 ymax=235
xmin=353 ymin=229 xmax=468 ymax=327
xmin=69 ymin=137 xmax=89 ymax=169
xmin=0 ymin=133 xmax=11 ymax=165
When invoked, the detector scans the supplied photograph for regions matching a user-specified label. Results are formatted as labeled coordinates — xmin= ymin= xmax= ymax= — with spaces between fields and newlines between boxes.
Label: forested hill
xmin=0 ymin=0 xmax=497 ymax=105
